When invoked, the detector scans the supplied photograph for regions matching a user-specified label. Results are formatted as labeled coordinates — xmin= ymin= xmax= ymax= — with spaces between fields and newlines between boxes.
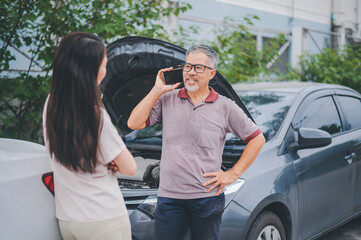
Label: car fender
xmin=230 ymin=146 xmax=299 ymax=239
xmin=239 ymin=193 xmax=296 ymax=240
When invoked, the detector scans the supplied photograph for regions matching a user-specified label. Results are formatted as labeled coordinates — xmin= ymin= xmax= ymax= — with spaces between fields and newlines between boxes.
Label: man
xmin=127 ymin=45 xmax=265 ymax=240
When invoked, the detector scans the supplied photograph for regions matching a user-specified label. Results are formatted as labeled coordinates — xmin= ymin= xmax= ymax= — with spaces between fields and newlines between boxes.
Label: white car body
xmin=0 ymin=138 xmax=61 ymax=240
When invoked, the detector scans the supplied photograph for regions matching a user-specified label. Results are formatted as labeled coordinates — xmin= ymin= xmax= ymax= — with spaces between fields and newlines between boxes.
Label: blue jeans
xmin=154 ymin=194 xmax=225 ymax=240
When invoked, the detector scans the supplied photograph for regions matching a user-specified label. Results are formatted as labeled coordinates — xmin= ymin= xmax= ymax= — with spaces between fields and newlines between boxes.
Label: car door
xmin=290 ymin=89 xmax=356 ymax=239
xmin=334 ymin=89 xmax=361 ymax=214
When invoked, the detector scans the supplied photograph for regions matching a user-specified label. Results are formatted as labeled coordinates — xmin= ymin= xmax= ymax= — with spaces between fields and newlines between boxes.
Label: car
xmin=1 ymin=36 xmax=361 ymax=240
xmin=0 ymin=138 xmax=61 ymax=240
xmin=101 ymin=36 xmax=361 ymax=240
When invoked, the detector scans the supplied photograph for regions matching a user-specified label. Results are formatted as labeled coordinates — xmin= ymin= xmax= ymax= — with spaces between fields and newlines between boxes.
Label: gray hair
xmin=186 ymin=45 xmax=219 ymax=68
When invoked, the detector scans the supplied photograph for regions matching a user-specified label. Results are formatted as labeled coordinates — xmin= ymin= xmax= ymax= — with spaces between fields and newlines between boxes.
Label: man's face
xmin=183 ymin=52 xmax=217 ymax=92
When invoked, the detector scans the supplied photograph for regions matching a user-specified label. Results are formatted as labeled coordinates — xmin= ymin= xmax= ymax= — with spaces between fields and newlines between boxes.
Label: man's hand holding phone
xmin=163 ymin=68 xmax=184 ymax=85
xmin=155 ymin=67 xmax=182 ymax=94
xmin=128 ymin=67 xmax=183 ymax=130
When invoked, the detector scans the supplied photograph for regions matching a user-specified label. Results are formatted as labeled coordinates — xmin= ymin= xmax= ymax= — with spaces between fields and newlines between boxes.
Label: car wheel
xmin=246 ymin=210 xmax=286 ymax=240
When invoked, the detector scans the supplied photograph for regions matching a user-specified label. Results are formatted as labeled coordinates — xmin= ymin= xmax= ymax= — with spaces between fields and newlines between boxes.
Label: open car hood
xmin=101 ymin=36 xmax=253 ymax=133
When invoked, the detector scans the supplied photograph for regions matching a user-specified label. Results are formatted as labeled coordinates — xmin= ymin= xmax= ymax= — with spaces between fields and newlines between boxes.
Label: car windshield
xmin=125 ymin=123 xmax=162 ymax=141
xmin=237 ymin=90 xmax=296 ymax=141
xmin=125 ymin=90 xmax=296 ymax=143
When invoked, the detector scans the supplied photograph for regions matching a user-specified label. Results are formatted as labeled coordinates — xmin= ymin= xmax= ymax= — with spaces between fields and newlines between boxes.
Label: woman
xmin=42 ymin=32 xmax=137 ymax=240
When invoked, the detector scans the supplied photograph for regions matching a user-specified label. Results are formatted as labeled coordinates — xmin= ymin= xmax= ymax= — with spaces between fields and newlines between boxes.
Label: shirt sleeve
xmin=98 ymin=109 xmax=126 ymax=164
xmin=227 ymin=101 xmax=262 ymax=144
xmin=146 ymin=95 xmax=163 ymax=127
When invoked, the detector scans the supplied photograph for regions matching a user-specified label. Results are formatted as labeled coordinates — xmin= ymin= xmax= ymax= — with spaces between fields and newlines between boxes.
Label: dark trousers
xmin=154 ymin=193 xmax=225 ymax=240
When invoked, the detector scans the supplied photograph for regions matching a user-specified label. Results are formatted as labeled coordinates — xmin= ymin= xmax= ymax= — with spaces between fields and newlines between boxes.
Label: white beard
xmin=185 ymin=81 xmax=199 ymax=92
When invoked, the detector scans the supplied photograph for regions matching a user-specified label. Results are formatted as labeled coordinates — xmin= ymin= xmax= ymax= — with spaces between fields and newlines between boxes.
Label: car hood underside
xmin=100 ymin=36 xmax=253 ymax=134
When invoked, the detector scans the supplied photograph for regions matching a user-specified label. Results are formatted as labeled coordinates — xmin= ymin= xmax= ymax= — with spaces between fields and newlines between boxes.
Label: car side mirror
xmin=290 ymin=127 xmax=332 ymax=151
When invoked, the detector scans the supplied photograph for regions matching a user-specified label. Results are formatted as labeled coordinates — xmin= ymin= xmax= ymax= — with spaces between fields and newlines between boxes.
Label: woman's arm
xmin=113 ymin=148 xmax=137 ymax=175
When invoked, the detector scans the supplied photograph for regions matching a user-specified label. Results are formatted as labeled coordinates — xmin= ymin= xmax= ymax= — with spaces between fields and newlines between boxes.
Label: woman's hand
xmin=107 ymin=160 xmax=119 ymax=174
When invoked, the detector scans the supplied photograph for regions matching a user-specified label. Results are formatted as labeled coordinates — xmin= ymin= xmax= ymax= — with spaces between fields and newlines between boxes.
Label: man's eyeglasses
xmin=182 ymin=63 xmax=214 ymax=73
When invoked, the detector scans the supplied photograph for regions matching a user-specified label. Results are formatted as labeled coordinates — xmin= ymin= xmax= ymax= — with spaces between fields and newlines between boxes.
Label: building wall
xmin=172 ymin=0 xmax=361 ymax=70
xmin=179 ymin=0 xmax=360 ymax=37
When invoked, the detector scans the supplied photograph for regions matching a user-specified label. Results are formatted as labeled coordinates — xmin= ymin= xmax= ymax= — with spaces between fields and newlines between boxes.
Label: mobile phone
xmin=163 ymin=68 xmax=184 ymax=85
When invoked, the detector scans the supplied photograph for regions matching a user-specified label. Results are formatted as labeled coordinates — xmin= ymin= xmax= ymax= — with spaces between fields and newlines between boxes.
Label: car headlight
xmin=138 ymin=194 xmax=158 ymax=217
xmin=225 ymin=178 xmax=245 ymax=194
xmin=224 ymin=178 xmax=246 ymax=207
xmin=137 ymin=179 xmax=246 ymax=217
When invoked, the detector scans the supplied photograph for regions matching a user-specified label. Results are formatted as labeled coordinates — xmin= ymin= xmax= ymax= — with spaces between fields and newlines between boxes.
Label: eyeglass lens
xmin=183 ymin=64 xmax=206 ymax=73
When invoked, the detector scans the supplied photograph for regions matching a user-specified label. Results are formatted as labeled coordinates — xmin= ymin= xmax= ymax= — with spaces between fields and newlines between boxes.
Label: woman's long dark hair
xmin=46 ymin=32 xmax=105 ymax=173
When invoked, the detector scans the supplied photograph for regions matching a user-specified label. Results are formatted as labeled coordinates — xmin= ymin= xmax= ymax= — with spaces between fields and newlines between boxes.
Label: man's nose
xmin=189 ymin=66 xmax=197 ymax=74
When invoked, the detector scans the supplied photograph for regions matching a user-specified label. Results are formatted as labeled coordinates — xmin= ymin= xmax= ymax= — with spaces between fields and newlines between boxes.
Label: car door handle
xmin=345 ymin=152 xmax=356 ymax=164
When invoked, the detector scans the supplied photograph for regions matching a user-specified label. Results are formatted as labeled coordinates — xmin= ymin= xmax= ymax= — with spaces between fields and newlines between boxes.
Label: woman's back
xmin=43 ymin=31 xmax=136 ymax=240
xmin=43 ymin=101 xmax=127 ymax=221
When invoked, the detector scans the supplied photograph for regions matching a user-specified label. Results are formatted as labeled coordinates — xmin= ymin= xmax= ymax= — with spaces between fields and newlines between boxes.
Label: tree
xmin=208 ymin=16 xmax=286 ymax=84
xmin=295 ymin=44 xmax=361 ymax=93
xmin=0 ymin=0 xmax=191 ymax=142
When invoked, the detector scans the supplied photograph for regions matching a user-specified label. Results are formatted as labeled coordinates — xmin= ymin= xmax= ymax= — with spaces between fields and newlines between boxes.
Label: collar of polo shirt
xmin=177 ymin=87 xmax=219 ymax=103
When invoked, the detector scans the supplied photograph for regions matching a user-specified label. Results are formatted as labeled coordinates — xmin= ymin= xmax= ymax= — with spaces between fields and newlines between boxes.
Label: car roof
xmin=232 ymin=81 xmax=361 ymax=98
xmin=0 ymin=138 xmax=47 ymax=161
xmin=232 ymin=81 xmax=324 ymax=93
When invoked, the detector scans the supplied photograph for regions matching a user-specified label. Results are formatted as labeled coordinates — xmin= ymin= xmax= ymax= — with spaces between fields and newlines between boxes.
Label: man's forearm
xmin=231 ymin=133 xmax=265 ymax=177
xmin=128 ymin=67 xmax=181 ymax=130
xmin=127 ymin=87 xmax=163 ymax=130
xmin=203 ymin=133 xmax=265 ymax=195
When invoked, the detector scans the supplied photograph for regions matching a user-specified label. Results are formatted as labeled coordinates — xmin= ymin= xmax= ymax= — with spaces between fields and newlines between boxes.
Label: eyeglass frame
xmin=181 ymin=63 xmax=214 ymax=73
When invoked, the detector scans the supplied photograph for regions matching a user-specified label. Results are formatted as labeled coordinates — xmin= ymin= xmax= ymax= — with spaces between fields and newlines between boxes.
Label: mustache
xmin=185 ymin=77 xmax=199 ymax=81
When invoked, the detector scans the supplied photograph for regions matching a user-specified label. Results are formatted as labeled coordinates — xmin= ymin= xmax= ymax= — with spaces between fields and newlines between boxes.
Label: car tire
xmin=246 ymin=210 xmax=286 ymax=240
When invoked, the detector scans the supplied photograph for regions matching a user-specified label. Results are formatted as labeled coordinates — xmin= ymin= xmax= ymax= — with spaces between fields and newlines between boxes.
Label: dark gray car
xmin=101 ymin=36 xmax=361 ymax=240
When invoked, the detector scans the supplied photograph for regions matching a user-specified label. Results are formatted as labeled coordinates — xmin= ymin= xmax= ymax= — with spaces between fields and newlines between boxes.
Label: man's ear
xmin=211 ymin=69 xmax=217 ymax=78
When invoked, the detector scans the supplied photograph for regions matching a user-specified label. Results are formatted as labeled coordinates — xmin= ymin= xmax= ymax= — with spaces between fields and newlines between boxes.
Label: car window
xmin=237 ymin=91 xmax=296 ymax=141
xmin=296 ymin=96 xmax=342 ymax=135
xmin=337 ymin=96 xmax=361 ymax=130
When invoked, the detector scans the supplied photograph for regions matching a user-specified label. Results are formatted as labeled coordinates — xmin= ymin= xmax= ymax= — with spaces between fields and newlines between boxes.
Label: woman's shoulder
xmin=100 ymin=107 xmax=112 ymax=123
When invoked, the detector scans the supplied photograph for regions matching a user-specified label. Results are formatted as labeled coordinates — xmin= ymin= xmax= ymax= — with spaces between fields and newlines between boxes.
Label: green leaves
xmin=0 ymin=0 xmax=191 ymax=143
xmin=5 ymin=0 xmax=358 ymax=144
xmin=208 ymin=17 xmax=286 ymax=83
xmin=0 ymin=74 xmax=50 ymax=141
xmin=297 ymin=45 xmax=361 ymax=93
